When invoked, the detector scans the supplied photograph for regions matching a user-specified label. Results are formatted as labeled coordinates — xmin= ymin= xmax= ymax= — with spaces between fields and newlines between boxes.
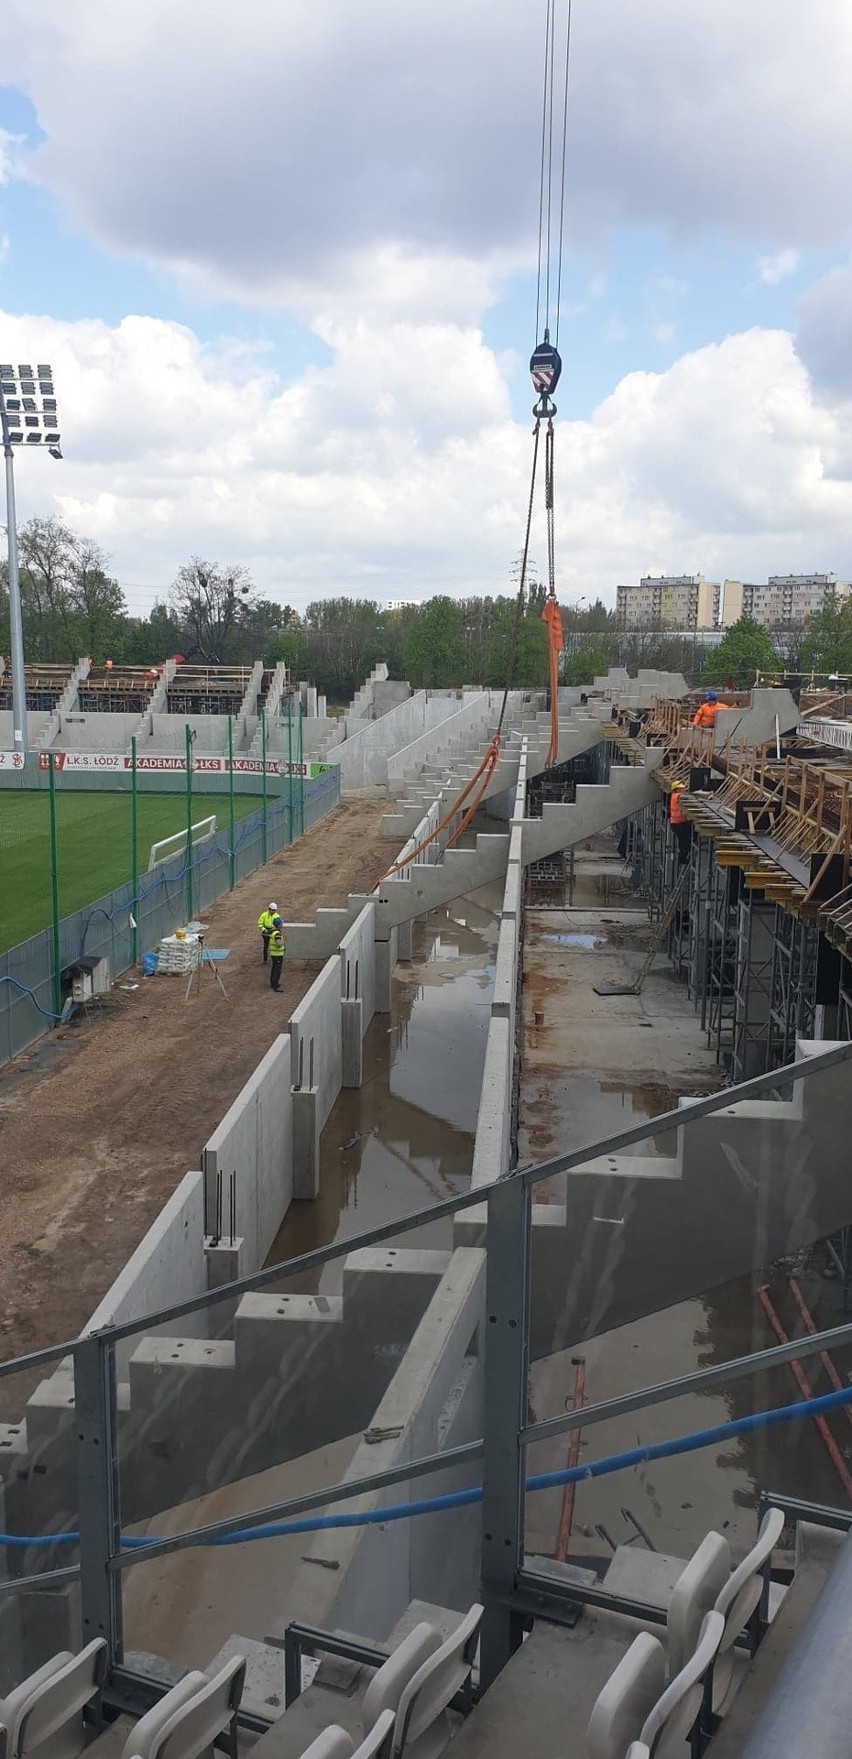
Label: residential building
xmin=616 ymin=575 xmax=720 ymax=630
xmin=384 ymin=598 xmax=420 ymax=613
xmin=722 ymin=575 xmax=849 ymax=630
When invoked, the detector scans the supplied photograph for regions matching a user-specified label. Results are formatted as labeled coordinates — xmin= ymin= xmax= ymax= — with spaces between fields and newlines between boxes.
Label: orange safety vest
xmin=692 ymin=702 xmax=718 ymax=728
xmin=669 ymin=790 xmax=688 ymax=826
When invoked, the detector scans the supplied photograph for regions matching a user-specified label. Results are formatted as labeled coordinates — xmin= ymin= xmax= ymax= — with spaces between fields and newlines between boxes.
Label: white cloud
xmin=758 ymin=248 xmax=800 ymax=285
xmin=653 ymin=322 xmax=675 ymax=343
xmin=4 ymin=305 xmax=852 ymax=613
xmin=796 ymin=263 xmax=852 ymax=396
xmin=0 ymin=129 xmax=22 ymax=186
xmin=3 ymin=2 xmax=852 ymax=320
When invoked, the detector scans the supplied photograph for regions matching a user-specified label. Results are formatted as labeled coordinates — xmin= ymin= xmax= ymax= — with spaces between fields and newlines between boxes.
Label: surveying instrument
xmin=185 ymin=932 xmax=229 ymax=1003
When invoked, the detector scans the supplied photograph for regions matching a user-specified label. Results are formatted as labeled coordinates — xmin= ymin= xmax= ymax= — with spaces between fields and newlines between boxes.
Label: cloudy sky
xmin=1 ymin=0 xmax=852 ymax=614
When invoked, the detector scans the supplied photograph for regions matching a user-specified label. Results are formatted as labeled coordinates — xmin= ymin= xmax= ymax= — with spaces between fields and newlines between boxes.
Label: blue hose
xmin=4 ymin=1380 xmax=852 ymax=1553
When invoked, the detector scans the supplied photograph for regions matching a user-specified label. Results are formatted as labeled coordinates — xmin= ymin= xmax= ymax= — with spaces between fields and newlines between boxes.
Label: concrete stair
xmin=248 ymin=660 xmax=290 ymax=757
xmin=382 ymin=712 xmax=604 ymax=840
xmin=284 ymin=752 xmax=660 ymax=955
xmin=38 ymin=656 xmax=91 ymax=748
xmin=131 ymin=657 xmax=177 ymax=745
xmin=520 ymin=1040 xmax=852 ymax=1355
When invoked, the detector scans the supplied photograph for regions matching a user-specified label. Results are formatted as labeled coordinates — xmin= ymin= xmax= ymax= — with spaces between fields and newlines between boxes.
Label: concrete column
xmin=342 ymin=996 xmax=364 ymax=1087
xmin=397 ymin=918 xmax=414 ymax=960
xmin=292 ymin=1087 xmax=320 ymax=1197
xmin=204 ymin=1237 xmax=246 ymax=1333
xmin=375 ymin=927 xmax=399 ymax=1013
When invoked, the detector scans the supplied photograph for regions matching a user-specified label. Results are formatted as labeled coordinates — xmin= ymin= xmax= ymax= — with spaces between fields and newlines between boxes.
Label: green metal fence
xmin=0 ymin=716 xmax=340 ymax=1069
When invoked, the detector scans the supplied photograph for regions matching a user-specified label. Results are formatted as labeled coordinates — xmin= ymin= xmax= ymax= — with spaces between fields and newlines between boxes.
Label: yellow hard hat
xmin=672 ymin=781 xmax=686 ymax=791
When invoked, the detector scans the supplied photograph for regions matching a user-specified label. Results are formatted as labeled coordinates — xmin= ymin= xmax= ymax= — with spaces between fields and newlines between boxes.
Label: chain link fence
xmin=0 ymin=731 xmax=340 ymax=1070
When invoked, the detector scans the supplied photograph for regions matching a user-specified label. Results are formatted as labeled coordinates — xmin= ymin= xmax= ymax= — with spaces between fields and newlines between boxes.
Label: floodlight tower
xmin=0 ymin=363 xmax=62 ymax=755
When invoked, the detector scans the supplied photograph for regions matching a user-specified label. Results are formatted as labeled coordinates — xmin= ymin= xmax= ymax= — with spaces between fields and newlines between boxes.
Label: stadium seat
xmin=637 ymin=1610 xmax=724 ymax=1756
xmin=710 ymin=1505 xmax=785 ymax=1711
xmin=299 ymin=1710 xmax=395 ymax=1759
xmin=586 ymin=1633 xmax=665 ymax=1759
xmin=667 ymin=1530 xmax=730 ymax=1674
xmin=362 ymin=1605 xmax=482 ymax=1758
xmin=0 ymin=1639 xmax=107 ymax=1759
xmin=122 ymin=1656 xmax=245 ymax=1759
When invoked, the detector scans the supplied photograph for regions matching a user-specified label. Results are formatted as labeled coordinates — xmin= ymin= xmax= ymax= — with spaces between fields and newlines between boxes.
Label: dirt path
xmin=0 ymin=795 xmax=391 ymax=1363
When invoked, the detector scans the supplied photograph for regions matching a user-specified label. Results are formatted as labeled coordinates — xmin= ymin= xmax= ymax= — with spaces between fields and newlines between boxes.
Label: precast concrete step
xmin=524 ymin=1039 xmax=852 ymax=1352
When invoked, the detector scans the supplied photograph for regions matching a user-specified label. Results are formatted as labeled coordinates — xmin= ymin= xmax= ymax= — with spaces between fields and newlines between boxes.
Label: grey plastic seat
xmin=638 ymin=1610 xmax=724 ymax=1757
xmin=624 ymin=1747 xmax=649 ymax=1759
xmin=363 ymin=1606 xmax=482 ymax=1759
xmin=711 ymin=1505 xmax=785 ymax=1711
xmin=299 ymin=1709 xmax=395 ymax=1759
xmin=667 ymin=1530 xmax=730 ymax=1674
xmin=122 ymin=1657 xmax=245 ymax=1759
xmin=586 ymin=1633 xmax=665 ymax=1759
xmin=1 ymin=1640 xmax=107 ymax=1759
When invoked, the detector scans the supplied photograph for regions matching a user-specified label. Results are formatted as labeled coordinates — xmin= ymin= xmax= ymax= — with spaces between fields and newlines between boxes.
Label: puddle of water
xmin=568 ymin=866 xmax=644 ymax=911
xmin=267 ymin=884 xmax=501 ymax=1286
xmin=539 ymin=932 xmax=602 ymax=950
xmin=523 ymin=1072 xmax=680 ymax=1161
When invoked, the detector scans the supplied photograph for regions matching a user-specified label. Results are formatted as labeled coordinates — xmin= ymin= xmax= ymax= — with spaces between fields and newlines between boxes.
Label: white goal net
xmin=148 ymin=814 xmax=218 ymax=871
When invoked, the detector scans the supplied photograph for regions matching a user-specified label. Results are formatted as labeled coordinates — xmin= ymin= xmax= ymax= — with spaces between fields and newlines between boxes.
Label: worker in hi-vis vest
xmin=692 ymin=690 xmax=719 ymax=728
xmin=669 ymin=782 xmax=691 ymax=864
xmin=268 ymin=917 xmax=287 ymax=993
xmin=257 ymin=901 xmax=278 ymax=965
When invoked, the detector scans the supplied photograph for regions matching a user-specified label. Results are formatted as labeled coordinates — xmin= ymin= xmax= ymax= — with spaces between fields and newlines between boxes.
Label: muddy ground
xmin=0 ymin=794 xmax=391 ymax=1366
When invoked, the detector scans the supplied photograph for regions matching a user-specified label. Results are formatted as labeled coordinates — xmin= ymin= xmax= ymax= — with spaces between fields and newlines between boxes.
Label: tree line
xmin=1 ymin=514 xmax=847 ymax=697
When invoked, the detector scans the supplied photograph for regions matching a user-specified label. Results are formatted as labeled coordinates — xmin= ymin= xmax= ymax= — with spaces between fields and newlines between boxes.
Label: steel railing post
xmin=480 ymin=1174 xmax=530 ymax=1688
xmin=75 ymin=1336 xmax=123 ymax=1664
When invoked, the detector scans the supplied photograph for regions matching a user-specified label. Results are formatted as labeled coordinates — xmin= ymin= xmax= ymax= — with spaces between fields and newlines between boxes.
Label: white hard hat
xmin=269 ymin=901 xmax=278 ymax=910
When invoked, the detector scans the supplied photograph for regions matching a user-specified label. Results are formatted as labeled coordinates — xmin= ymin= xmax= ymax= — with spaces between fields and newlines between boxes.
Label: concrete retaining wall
xmin=339 ymin=903 xmax=377 ymax=1033
xmin=202 ymin=1034 xmax=293 ymax=1275
xmin=385 ymin=692 xmax=495 ymax=786
xmin=290 ymin=956 xmax=344 ymax=1146
xmin=84 ymin=1170 xmax=208 ymax=1375
xmin=326 ymin=692 xmax=466 ymax=791
xmin=291 ymin=1247 xmax=486 ymax=1640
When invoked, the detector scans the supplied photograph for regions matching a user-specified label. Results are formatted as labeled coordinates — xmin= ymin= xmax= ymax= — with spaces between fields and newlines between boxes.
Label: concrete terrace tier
xmin=283 ymin=749 xmax=663 ymax=954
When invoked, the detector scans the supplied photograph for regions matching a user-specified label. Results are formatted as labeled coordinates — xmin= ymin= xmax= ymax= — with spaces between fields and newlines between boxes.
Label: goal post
xmin=148 ymin=814 xmax=218 ymax=872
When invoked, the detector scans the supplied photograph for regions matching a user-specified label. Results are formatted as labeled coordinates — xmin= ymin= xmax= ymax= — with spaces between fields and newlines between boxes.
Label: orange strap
xmin=376 ymin=736 xmax=503 ymax=887
xmin=541 ymin=595 xmax=564 ymax=766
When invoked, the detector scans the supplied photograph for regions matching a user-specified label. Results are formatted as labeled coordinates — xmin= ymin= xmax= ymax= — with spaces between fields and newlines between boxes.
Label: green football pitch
xmin=0 ymin=790 xmax=260 ymax=953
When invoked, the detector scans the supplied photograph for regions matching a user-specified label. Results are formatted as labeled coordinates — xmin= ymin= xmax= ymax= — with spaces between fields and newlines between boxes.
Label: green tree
xmin=266 ymin=625 xmax=307 ymax=677
xmin=402 ymin=596 xmax=466 ymax=686
xmin=699 ymin=617 xmax=779 ymax=689
xmin=482 ymin=597 xmax=548 ymax=688
xmin=169 ymin=558 xmax=256 ymax=661
xmin=67 ymin=539 xmax=127 ymax=660
xmin=124 ymin=603 xmax=184 ymax=665
xmin=800 ymin=597 xmax=852 ymax=676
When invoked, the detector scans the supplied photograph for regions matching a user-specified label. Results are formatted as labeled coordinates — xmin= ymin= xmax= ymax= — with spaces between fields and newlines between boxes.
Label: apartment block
xmin=616 ymin=575 xmax=720 ymax=630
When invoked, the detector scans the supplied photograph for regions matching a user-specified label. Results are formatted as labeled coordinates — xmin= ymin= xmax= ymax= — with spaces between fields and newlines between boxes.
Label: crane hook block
xmin=530 ymin=340 xmax=562 ymax=417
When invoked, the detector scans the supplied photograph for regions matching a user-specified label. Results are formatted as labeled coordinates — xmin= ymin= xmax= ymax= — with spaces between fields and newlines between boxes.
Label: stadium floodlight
xmin=0 ymin=363 xmax=62 ymax=756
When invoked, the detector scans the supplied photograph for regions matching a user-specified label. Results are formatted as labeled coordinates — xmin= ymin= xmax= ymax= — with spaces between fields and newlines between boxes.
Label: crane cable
xmin=376 ymin=2 xmax=573 ymax=887
xmin=532 ymin=0 xmax=573 ymax=766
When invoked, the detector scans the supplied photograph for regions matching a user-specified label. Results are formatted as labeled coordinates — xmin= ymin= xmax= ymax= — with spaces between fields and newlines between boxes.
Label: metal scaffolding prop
xmin=613 ymin=698 xmax=852 ymax=1086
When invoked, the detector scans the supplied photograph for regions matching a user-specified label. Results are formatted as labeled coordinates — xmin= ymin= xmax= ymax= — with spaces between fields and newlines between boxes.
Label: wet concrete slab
xmin=520 ymin=848 xmax=852 ymax=1569
xmin=520 ymin=901 xmax=720 ymax=1165
xmin=267 ymin=884 xmax=500 ymax=1283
